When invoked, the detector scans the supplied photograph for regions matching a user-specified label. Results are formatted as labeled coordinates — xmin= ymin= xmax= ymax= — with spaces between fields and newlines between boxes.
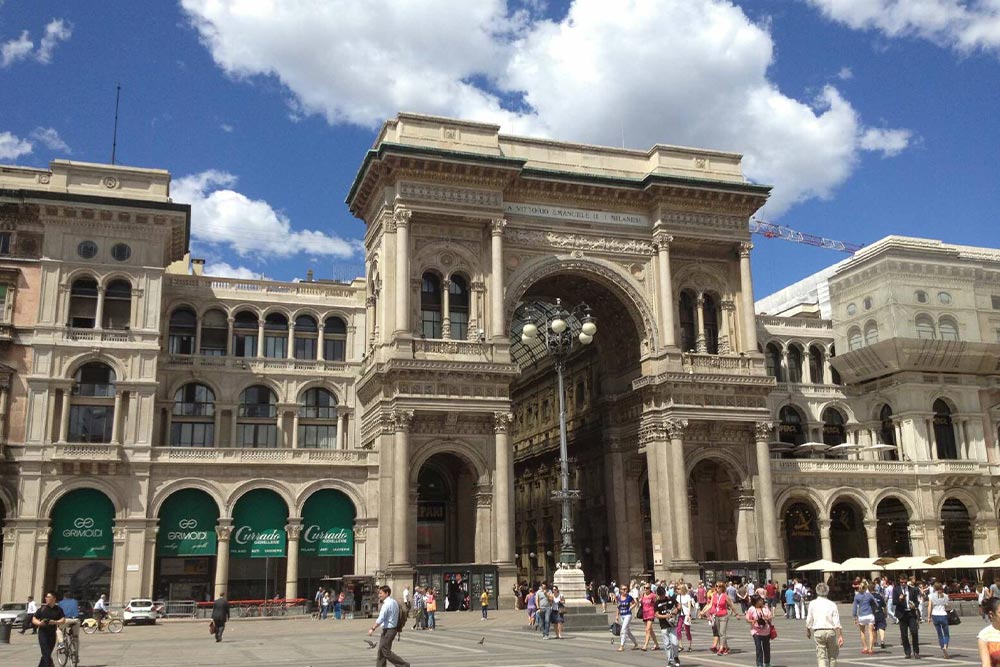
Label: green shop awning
xmin=50 ymin=488 xmax=114 ymax=559
xmin=231 ymin=489 xmax=287 ymax=559
xmin=158 ymin=489 xmax=218 ymax=557
xmin=300 ymin=489 xmax=356 ymax=557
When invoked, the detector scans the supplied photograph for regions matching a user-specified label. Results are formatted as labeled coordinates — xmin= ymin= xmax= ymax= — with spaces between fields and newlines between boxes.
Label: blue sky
xmin=1 ymin=1 xmax=998 ymax=298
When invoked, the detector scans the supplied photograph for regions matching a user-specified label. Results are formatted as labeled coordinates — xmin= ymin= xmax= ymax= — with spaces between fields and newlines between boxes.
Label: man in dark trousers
xmin=211 ymin=594 xmax=230 ymax=643
xmin=892 ymin=576 xmax=920 ymax=658
xmin=368 ymin=585 xmax=409 ymax=667
xmin=32 ymin=591 xmax=65 ymax=667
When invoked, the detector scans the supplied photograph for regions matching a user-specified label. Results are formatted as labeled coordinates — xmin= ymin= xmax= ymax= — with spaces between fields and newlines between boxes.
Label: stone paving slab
xmin=0 ymin=607 xmax=989 ymax=666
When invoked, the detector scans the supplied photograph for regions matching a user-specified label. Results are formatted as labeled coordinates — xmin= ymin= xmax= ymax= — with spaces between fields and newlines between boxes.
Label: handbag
xmin=946 ymin=609 xmax=961 ymax=625
xmin=610 ymin=621 xmax=622 ymax=636
xmin=769 ymin=624 xmax=778 ymax=640
xmin=426 ymin=600 xmax=437 ymax=613
xmin=209 ymin=620 xmax=216 ymax=635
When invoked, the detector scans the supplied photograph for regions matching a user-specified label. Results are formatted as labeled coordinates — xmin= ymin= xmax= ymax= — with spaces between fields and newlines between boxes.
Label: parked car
xmin=0 ymin=602 xmax=27 ymax=628
xmin=123 ymin=598 xmax=158 ymax=624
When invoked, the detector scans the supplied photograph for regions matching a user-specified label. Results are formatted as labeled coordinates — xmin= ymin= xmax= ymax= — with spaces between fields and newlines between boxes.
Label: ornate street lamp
xmin=520 ymin=298 xmax=597 ymax=600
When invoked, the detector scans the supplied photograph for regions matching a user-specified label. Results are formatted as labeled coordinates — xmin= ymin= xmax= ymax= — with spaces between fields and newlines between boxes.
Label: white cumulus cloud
xmin=807 ymin=0 xmax=1000 ymax=53
xmin=1 ymin=30 xmax=33 ymax=67
xmin=0 ymin=131 xmax=32 ymax=160
xmin=181 ymin=0 xmax=911 ymax=217
xmin=203 ymin=261 xmax=266 ymax=280
xmin=859 ymin=127 xmax=913 ymax=157
xmin=30 ymin=127 xmax=70 ymax=152
xmin=37 ymin=19 xmax=72 ymax=63
xmin=0 ymin=19 xmax=72 ymax=67
xmin=172 ymin=170 xmax=360 ymax=260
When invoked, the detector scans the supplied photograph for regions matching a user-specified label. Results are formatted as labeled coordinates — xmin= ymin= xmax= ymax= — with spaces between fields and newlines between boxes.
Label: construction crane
xmin=749 ymin=218 xmax=864 ymax=254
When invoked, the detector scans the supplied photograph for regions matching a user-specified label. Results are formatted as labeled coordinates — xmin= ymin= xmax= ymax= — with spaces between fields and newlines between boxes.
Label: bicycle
xmin=82 ymin=612 xmax=123 ymax=634
xmin=56 ymin=619 xmax=80 ymax=667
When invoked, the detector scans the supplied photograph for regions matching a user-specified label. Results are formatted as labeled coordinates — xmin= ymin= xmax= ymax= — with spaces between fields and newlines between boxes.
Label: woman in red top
xmin=640 ymin=583 xmax=660 ymax=651
xmin=701 ymin=581 xmax=737 ymax=655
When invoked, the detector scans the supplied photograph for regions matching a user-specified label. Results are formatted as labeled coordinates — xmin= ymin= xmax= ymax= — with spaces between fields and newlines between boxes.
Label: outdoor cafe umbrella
xmin=830 ymin=557 xmax=897 ymax=572
xmin=929 ymin=554 xmax=1000 ymax=569
xmin=884 ymin=555 xmax=948 ymax=571
xmin=794 ymin=441 xmax=831 ymax=456
xmin=796 ymin=559 xmax=841 ymax=571
xmin=827 ymin=443 xmax=866 ymax=457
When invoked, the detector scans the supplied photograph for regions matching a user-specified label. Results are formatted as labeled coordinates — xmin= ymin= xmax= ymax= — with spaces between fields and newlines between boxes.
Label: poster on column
xmin=230 ymin=490 xmax=287 ymax=559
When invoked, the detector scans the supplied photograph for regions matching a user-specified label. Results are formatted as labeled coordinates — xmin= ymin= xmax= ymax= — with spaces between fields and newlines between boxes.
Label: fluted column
xmin=667 ymin=419 xmax=693 ymax=562
xmin=738 ymin=242 xmax=757 ymax=351
xmin=754 ymin=422 xmax=781 ymax=561
xmin=818 ymin=518 xmax=833 ymax=562
xmin=214 ymin=521 xmax=233 ymax=598
xmin=489 ymin=218 xmax=506 ymax=338
xmin=494 ymin=412 xmax=515 ymax=564
xmin=285 ymin=521 xmax=301 ymax=600
xmin=653 ymin=231 xmax=676 ymax=348
xmin=391 ymin=410 xmax=414 ymax=564
xmin=644 ymin=430 xmax=664 ymax=572
xmin=393 ymin=208 xmax=412 ymax=336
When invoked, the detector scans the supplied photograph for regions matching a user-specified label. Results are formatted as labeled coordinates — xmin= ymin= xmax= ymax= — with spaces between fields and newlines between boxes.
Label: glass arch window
xmin=171 ymin=383 xmax=215 ymax=447
xmin=68 ymin=277 xmax=99 ymax=328
xmin=864 ymin=321 xmax=879 ymax=346
xmin=420 ymin=273 xmax=442 ymax=338
xmin=821 ymin=407 xmax=846 ymax=446
xmin=200 ymin=309 xmax=228 ymax=356
xmin=916 ymin=315 xmax=936 ymax=340
xmin=69 ymin=362 xmax=116 ymax=442
xmin=933 ymin=399 xmax=958 ymax=459
xmin=263 ymin=312 xmax=288 ymax=358
xmin=808 ymin=345 xmax=824 ymax=384
xmin=878 ymin=404 xmax=899 ymax=460
xmin=298 ymin=387 xmax=338 ymax=448
xmin=323 ymin=316 xmax=347 ymax=361
xmin=786 ymin=345 xmax=803 ymax=383
xmin=939 ymin=316 xmax=959 ymax=341
xmin=678 ymin=290 xmax=697 ymax=352
xmin=168 ymin=307 xmax=197 ymax=354
xmin=778 ymin=405 xmax=805 ymax=446
xmin=448 ymin=275 xmax=469 ymax=340
xmin=765 ymin=343 xmax=783 ymax=381
xmin=848 ymin=327 xmax=863 ymax=351
xmin=232 ymin=311 xmax=258 ymax=357
xmin=702 ymin=293 xmax=720 ymax=354
xmin=102 ymin=279 xmax=132 ymax=330
xmin=237 ymin=385 xmax=278 ymax=448
xmin=293 ymin=314 xmax=318 ymax=360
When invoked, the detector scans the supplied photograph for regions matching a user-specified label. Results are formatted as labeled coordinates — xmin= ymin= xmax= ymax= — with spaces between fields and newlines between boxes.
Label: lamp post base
xmin=552 ymin=562 xmax=590 ymax=607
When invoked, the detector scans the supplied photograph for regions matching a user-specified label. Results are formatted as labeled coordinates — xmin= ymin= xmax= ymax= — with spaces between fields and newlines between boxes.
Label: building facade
xmin=0 ymin=116 xmax=997 ymax=605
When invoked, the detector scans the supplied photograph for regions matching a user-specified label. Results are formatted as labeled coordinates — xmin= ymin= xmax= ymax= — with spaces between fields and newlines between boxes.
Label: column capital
xmin=216 ymin=523 xmax=234 ymax=541
xmin=665 ymin=418 xmax=689 ymax=440
xmin=285 ymin=521 xmax=303 ymax=540
xmin=652 ymin=231 xmax=674 ymax=250
xmin=389 ymin=207 xmax=412 ymax=232
xmin=739 ymin=241 xmax=753 ymax=258
xmin=490 ymin=217 xmax=507 ymax=236
xmin=817 ymin=518 xmax=832 ymax=531
xmin=493 ymin=411 xmax=514 ymax=434
xmin=392 ymin=409 xmax=415 ymax=433
xmin=754 ymin=421 xmax=774 ymax=442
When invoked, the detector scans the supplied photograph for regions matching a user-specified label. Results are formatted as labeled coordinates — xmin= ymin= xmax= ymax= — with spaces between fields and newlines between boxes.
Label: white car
xmin=0 ymin=602 xmax=28 ymax=627
xmin=123 ymin=599 xmax=158 ymax=625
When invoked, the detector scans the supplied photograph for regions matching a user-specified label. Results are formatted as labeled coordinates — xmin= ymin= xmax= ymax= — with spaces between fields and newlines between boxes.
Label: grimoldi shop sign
xmin=230 ymin=489 xmax=287 ymax=559
xmin=157 ymin=489 xmax=218 ymax=558
xmin=49 ymin=488 xmax=114 ymax=559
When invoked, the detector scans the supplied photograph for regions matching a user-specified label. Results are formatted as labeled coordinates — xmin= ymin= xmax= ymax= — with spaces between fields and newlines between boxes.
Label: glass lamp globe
xmin=521 ymin=334 xmax=531 ymax=344
xmin=579 ymin=333 xmax=593 ymax=344
xmin=551 ymin=318 xmax=567 ymax=334
xmin=522 ymin=321 xmax=538 ymax=338
xmin=581 ymin=320 xmax=597 ymax=336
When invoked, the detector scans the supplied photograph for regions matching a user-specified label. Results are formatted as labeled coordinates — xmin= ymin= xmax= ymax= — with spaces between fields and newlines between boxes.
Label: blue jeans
xmin=540 ymin=607 xmax=552 ymax=636
xmin=427 ymin=611 xmax=435 ymax=629
xmin=320 ymin=604 xmax=328 ymax=619
xmin=753 ymin=634 xmax=771 ymax=666
xmin=482 ymin=605 xmax=488 ymax=619
xmin=933 ymin=616 xmax=949 ymax=647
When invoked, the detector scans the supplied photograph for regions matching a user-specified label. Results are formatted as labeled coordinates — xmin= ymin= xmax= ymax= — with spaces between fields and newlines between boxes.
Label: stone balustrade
xmin=165 ymin=274 xmax=359 ymax=299
xmin=773 ymin=458 xmax=988 ymax=475
xmin=52 ymin=443 xmax=123 ymax=461
xmin=163 ymin=354 xmax=353 ymax=374
xmin=151 ymin=446 xmax=374 ymax=465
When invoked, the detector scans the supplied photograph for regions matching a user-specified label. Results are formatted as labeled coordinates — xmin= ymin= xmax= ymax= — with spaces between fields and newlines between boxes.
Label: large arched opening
xmin=228 ymin=489 xmax=289 ymax=599
xmin=941 ymin=498 xmax=974 ymax=557
xmin=782 ymin=499 xmax=821 ymax=570
xmin=416 ymin=453 xmax=477 ymax=565
xmin=298 ymin=488 xmax=357 ymax=598
xmin=47 ymin=488 xmax=115 ymax=600
xmin=875 ymin=497 xmax=912 ymax=557
xmin=829 ymin=498 xmax=867 ymax=562
xmin=154 ymin=488 xmax=219 ymax=600
xmin=690 ymin=459 xmax=739 ymax=563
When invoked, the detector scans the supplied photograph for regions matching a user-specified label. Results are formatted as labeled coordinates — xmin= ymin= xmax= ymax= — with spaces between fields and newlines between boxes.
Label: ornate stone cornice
xmin=397 ymin=181 xmax=502 ymax=209
xmin=754 ymin=421 xmax=774 ymax=441
xmin=494 ymin=411 xmax=514 ymax=434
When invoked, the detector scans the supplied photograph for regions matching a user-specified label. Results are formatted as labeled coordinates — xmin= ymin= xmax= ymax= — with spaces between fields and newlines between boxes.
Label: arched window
xmin=448 ymin=275 xmax=469 ymax=341
xmin=168 ymin=307 xmax=197 ymax=355
xmin=916 ymin=315 xmax=936 ymax=340
xmin=878 ymin=404 xmax=899 ymax=460
xmin=787 ymin=345 xmax=803 ymax=383
xmin=939 ymin=316 xmax=959 ymax=341
xmin=808 ymin=345 xmax=824 ymax=384
xmin=864 ymin=321 xmax=879 ymax=346
xmin=68 ymin=277 xmax=99 ymax=328
xmin=778 ymin=405 xmax=805 ymax=446
xmin=237 ymin=385 xmax=278 ymax=448
xmin=263 ymin=312 xmax=288 ymax=358
xmin=702 ymin=293 xmax=719 ymax=354
xmin=232 ymin=311 xmax=258 ymax=357
xmin=323 ymin=316 xmax=347 ymax=361
xmin=829 ymin=345 xmax=842 ymax=384
xmin=102 ymin=279 xmax=131 ymax=329
xmin=69 ymin=362 xmax=116 ymax=442
xmin=821 ymin=407 xmax=846 ymax=446
xmin=293 ymin=314 xmax=318 ymax=360
xmin=420 ymin=272 xmax=442 ymax=338
xmin=298 ymin=387 xmax=338 ymax=449
xmin=200 ymin=309 xmax=227 ymax=356
xmin=933 ymin=399 xmax=958 ymax=459
xmin=765 ymin=343 xmax=784 ymax=382
xmin=171 ymin=383 xmax=215 ymax=447
xmin=678 ymin=290 xmax=696 ymax=352
xmin=941 ymin=498 xmax=973 ymax=557
xmin=848 ymin=327 xmax=863 ymax=351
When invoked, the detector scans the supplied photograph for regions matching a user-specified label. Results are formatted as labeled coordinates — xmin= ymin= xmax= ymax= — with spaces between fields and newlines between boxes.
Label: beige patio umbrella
xmin=795 ymin=559 xmax=841 ymax=571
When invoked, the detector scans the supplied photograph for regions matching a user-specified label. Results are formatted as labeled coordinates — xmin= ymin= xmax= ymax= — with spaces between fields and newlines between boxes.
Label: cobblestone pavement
xmin=0 ymin=606 xmax=989 ymax=666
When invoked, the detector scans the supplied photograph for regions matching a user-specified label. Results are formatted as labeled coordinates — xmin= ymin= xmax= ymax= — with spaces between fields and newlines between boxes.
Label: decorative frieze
xmin=505 ymin=227 xmax=654 ymax=256
xmin=397 ymin=181 xmax=501 ymax=209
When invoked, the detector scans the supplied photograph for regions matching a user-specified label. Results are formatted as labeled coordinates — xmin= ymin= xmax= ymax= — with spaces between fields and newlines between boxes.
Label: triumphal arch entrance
xmin=347 ymin=113 xmax=780 ymax=596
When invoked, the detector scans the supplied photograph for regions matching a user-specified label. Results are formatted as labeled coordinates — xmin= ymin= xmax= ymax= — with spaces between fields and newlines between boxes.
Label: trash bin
xmin=0 ymin=619 xmax=12 ymax=644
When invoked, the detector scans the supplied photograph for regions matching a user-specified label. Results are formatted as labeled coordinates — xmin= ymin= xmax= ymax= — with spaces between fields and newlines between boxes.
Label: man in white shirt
xmin=94 ymin=594 xmax=108 ymax=621
xmin=19 ymin=595 xmax=38 ymax=635
xmin=402 ymin=586 xmax=411 ymax=612
xmin=805 ymin=583 xmax=844 ymax=667
xmin=794 ymin=579 xmax=807 ymax=620
xmin=369 ymin=586 xmax=409 ymax=667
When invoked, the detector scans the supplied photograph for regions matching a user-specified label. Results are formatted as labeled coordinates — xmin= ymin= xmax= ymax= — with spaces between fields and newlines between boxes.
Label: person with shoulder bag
xmin=927 ymin=582 xmax=952 ymax=659
xmin=746 ymin=595 xmax=774 ymax=667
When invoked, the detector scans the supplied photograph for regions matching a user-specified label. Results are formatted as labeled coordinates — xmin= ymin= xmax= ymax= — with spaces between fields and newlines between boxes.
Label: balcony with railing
xmin=150 ymin=446 xmax=375 ymax=466
xmin=165 ymin=274 xmax=361 ymax=300
xmin=162 ymin=354 xmax=353 ymax=374
xmin=772 ymin=458 xmax=989 ymax=476
xmin=51 ymin=443 xmax=123 ymax=461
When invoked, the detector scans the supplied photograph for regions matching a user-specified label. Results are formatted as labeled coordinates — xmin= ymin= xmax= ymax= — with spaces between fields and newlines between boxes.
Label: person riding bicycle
xmin=93 ymin=594 xmax=108 ymax=622
xmin=33 ymin=591 xmax=66 ymax=667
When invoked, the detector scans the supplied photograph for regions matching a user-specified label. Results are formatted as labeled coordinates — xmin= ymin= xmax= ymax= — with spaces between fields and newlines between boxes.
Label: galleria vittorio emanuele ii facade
xmin=0 ymin=113 xmax=998 ymax=607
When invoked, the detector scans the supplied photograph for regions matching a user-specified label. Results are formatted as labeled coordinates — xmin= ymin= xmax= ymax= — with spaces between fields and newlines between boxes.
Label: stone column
xmin=256 ymin=319 xmax=265 ymax=358
xmin=864 ymin=517 xmax=879 ymax=558
xmin=667 ymin=419 xmax=694 ymax=563
xmin=391 ymin=410 xmax=414 ymax=565
xmin=470 ymin=281 xmax=484 ymax=338
xmin=336 ymin=411 xmax=345 ymax=450
xmin=489 ymin=218 xmax=506 ymax=338
xmin=803 ymin=350 xmax=814 ymax=384
xmin=94 ymin=286 xmax=105 ymax=328
xmin=441 ymin=279 xmax=451 ymax=339
xmin=695 ymin=292 xmax=707 ymax=353
xmin=754 ymin=421 xmax=781 ymax=561
xmin=818 ymin=518 xmax=833 ymax=562
xmin=226 ymin=317 xmax=234 ymax=356
xmin=493 ymin=412 xmax=515 ymax=565
xmin=287 ymin=323 xmax=295 ymax=359
xmin=285 ymin=521 xmax=301 ymax=600
xmin=643 ymin=430 xmax=664 ymax=573
xmin=822 ymin=346 xmax=833 ymax=384
xmin=653 ymin=231 xmax=676 ymax=348
xmin=213 ymin=409 xmax=222 ymax=447
xmin=214 ymin=521 xmax=232 ymax=598
xmin=719 ymin=301 xmax=732 ymax=354
xmin=317 ymin=325 xmax=326 ymax=361
xmin=194 ymin=314 xmax=202 ymax=355
xmin=738 ymin=241 xmax=757 ymax=351
xmin=230 ymin=409 xmax=239 ymax=447
xmin=111 ymin=391 xmax=123 ymax=444
xmin=291 ymin=412 xmax=300 ymax=448
xmin=58 ymin=390 xmax=71 ymax=443
xmin=394 ymin=208 xmax=412 ymax=336
xmin=780 ymin=348 xmax=790 ymax=381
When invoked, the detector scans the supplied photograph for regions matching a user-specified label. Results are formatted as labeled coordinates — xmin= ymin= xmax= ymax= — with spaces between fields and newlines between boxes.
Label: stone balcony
xmin=150 ymin=446 xmax=376 ymax=466
xmin=772 ymin=458 xmax=990 ymax=477
xmin=51 ymin=443 xmax=123 ymax=461
xmin=411 ymin=337 xmax=487 ymax=358
xmin=772 ymin=382 xmax=846 ymax=397
xmin=64 ymin=328 xmax=140 ymax=344
xmin=165 ymin=274 xmax=361 ymax=300
xmin=162 ymin=354 xmax=355 ymax=375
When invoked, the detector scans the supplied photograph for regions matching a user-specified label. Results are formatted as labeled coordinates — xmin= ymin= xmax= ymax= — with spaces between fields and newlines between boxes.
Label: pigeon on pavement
xmin=478 ymin=637 xmax=485 ymax=645
xmin=365 ymin=639 xmax=376 ymax=649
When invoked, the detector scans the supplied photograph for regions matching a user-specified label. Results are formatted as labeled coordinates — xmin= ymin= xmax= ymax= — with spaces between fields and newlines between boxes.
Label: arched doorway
xmin=229 ymin=489 xmax=289 ymax=599
xmin=690 ymin=460 xmax=738 ymax=562
xmin=875 ymin=497 xmax=911 ymax=557
xmin=941 ymin=498 xmax=973 ymax=557
xmin=298 ymin=489 xmax=357 ymax=599
xmin=416 ymin=453 xmax=477 ymax=565
xmin=783 ymin=500 xmax=820 ymax=569
xmin=155 ymin=488 xmax=219 ymax=600
xmin=933 ymin=400 xmax=958 ymax=459
xmin=829 ymin=499 xmax=867 ymax=562
xmin=48 ymin=488 xmax=115 ymax=600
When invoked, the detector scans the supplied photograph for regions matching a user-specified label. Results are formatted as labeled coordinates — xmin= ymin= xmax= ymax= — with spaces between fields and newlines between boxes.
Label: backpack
xmin=793 ymin=592 xmax=802 ymax=602
xmin=397 ymin=601 xmax=408 ymax=632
